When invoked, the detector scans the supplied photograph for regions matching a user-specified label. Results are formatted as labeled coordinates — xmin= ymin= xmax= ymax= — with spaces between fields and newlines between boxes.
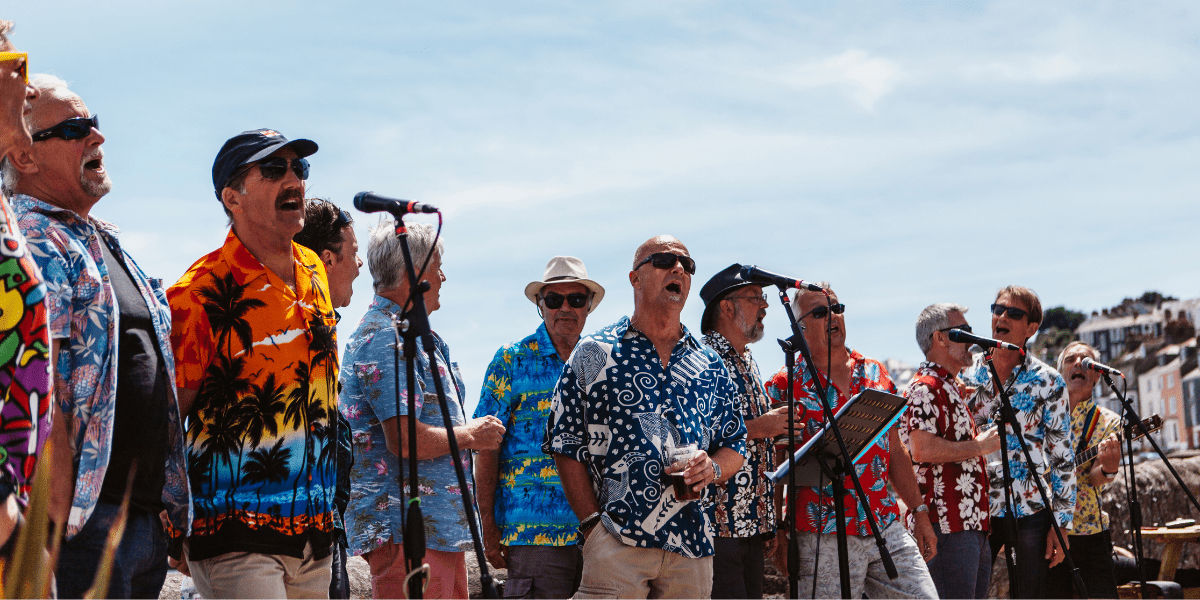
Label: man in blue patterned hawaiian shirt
xmin=545 ymin=235 xmax=747 ymax=599
xmin=474 ymin=256 xmax=605 ymax=598
xmin=341 ymin=221 xmax=506 ymax=599
xmin=699 ymin=264 xmax=801 ymax=600
xmin=962 ymin=285 xmax=1075 ymax=599
xmin=4 ymin=75 xmax=191 ymax=598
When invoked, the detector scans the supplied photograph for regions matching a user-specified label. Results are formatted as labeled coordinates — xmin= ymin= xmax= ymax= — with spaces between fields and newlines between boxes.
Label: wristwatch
xmin=579 ymin=511 xmax=602 ymax=536
xmin=912 ymin=504 xmax=930 ymax=516
xmin=712 ymin=459 xmax=722 ymax=482
xmin=1100 ymin=466 xmax=1119 ymax=477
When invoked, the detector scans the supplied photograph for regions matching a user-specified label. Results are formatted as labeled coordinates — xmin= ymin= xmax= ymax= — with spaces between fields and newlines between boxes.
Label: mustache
xmin=277 ymin=187 xmax=304 ymax=203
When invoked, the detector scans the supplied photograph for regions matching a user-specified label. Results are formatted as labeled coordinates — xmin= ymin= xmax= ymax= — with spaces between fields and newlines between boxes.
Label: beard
xmin=734 ymin=303 xmax=765 ymax=343
xmin=79 ymin=169 xmax=112 ymax=198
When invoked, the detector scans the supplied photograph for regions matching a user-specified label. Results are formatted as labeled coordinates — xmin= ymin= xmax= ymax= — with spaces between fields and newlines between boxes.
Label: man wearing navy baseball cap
xmin=166 ymin=129 xmax=343 ymax=598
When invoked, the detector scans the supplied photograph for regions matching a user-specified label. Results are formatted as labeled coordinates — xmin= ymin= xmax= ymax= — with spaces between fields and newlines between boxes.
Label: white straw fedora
xmin=523 ymin=256 xmax=605 ymax=313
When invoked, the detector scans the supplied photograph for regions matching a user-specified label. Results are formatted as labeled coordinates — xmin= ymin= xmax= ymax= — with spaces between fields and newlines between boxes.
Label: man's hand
xmin=747 ymin=406 xmax=805 ymax=440
xmin=463 ymin=416 xmax=506 ymax=451
xmin=974 ymin=426 xmax=1001 ymax=456
xmin=674 ymin=450 xmax=716 ymax=493
xmin=169 ymin=545 xmax=190 ymax=577
xmin=772 ymin=531 xmax=790 ymax=575
xmin=481 ymin=520 xmax=507 ymax=569
xmin=1045 ymin=529 xmax=1070 ymax=568
xmin=1096 ymin=435 xmax=1121 ymax=474
xmin=912 ymin=511 xmax=938 ymax=562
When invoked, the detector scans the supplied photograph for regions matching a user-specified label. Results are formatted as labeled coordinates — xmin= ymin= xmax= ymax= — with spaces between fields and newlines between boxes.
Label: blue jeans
xmin=928 ymin=529 xmax=991 ymax=599
xmin=56 ymin=502 xmax=169 ymax=599
xmin=989 ymin=509 xmax=1052 ymax=599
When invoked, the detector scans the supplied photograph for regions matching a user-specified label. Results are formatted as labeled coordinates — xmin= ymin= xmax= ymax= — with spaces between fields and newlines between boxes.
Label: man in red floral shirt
xmin=766 ymin=284 xmax=936 ymax=599
xmin=899 ymin=303 xmax=1001 ymax=599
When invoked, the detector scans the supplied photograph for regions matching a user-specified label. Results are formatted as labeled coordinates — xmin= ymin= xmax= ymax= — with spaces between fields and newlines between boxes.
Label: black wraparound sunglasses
xmin=541 ymin=292 xmax=590 ymax=309
xmin=634 ymin=252 xmax=696 ymax=275
xmin=800 ymin=303 xmax=846 ymax=319
xmin=990 ymin=303 xmax=1028 ymax=320
xmin=32 ymin=115 xmax=99 ymax=142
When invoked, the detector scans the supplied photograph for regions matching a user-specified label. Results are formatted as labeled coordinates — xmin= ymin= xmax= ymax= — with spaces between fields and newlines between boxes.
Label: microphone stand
xmin=1101 ymin=372 xmax=1200 ymax=598
xmin=983 ymin=353 xmax=1086 ymax=598
xmin=388 ymin=213 xmax=497 ymax=599
xmin=775 ymin=290 xmax=897 ymax=599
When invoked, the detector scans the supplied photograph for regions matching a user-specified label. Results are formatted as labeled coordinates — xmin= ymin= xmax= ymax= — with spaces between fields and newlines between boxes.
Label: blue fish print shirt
xmin=544 ymin=317 xmax=747 ymax=559
xmin=340 ymin=295 xmax=477 ymax=555
xmin=474 ymin=322 xmax=579 ymax=546
xmin=963 ymin=351 xmax=1076 ymax=528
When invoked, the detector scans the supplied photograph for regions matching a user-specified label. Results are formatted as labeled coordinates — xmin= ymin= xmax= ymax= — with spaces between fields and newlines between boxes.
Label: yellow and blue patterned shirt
xmin=1069 ymin=398 xmax=1121 ymax=536
xmin=474 ymin=323 xmax=579 ymax=547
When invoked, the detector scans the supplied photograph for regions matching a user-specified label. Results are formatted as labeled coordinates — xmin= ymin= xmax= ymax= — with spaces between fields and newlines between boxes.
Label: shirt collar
xmin=918 ymin=360 xmax=956 ymax=382
xmin=533 ymin=322 xmax=560 ymax=359
xmin=219 ymin=229 xmax=319 ymax=299
xmin=12 ymin=193 xmax=121 ymax=236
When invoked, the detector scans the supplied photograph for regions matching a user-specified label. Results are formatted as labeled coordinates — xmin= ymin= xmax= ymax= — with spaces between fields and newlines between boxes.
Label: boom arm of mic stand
xmin=777 ymin=292 xmax=898 ymax=586
xmin=1104 ymin=373 xmax=1150 ymax=595
xmin=985 ymin=357 xmax=1087 ymax=599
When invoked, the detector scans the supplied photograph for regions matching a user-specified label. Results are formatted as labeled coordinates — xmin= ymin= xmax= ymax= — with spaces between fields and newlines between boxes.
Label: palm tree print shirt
xmin=169 ymin=230 xmax=339 ymax=561
xmin=962 ymin=352 xmax=1076 ymax=528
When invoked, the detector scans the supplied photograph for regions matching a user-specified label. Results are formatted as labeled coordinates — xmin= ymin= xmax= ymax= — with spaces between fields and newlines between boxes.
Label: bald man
xmin=545 ymin=236 xmax=747 ymax=598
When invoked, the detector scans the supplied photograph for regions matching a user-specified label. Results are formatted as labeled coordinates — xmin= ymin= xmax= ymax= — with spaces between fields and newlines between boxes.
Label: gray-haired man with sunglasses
xmin=473 ymin=256 xmax=605 ymax=598
xmin=5 ymin=74 xmax=193 ymax=598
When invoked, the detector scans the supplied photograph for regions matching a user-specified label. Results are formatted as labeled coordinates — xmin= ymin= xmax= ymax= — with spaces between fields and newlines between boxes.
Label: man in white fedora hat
xmin=473 ymin=256 xmax=604 ymax=598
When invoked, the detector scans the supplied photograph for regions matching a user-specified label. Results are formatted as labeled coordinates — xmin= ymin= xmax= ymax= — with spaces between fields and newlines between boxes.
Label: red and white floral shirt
xmin=899 ymin=362 xmax=990 ymax=534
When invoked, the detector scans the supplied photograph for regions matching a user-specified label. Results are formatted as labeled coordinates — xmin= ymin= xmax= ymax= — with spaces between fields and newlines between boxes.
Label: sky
xmin=7 ymin=2 xmax=1200 ymax=415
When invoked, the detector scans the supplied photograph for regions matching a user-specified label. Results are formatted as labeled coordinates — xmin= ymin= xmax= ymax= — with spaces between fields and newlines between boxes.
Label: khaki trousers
xmin=574 ymin=528 xmax=713 ymax=599
xmin=188 ymin=541 xmax=333 ymax=599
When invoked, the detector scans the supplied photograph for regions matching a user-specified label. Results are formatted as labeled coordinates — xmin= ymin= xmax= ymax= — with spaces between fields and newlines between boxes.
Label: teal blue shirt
xmin=474 ymin=323 xmax=579 ymax=546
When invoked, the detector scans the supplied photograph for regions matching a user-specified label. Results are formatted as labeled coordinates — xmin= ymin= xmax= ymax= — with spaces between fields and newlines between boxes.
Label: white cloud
xmin=963 ymin=53 xmax=1084 ymax=84
xmin=769 ymin=49 xmax=901 ymax=111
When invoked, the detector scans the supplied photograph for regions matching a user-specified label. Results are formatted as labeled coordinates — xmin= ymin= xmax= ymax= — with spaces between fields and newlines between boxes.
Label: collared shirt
xmin=764 ymin=349 xmax=899 ymax=536
xmin=340 ymin=295 xmax=475 ymax=556
xmin=13 ymin=194 xmax=191 ymax=539
xmin=899 ymin=362 xmax=989 ymax=534
xmin=0 ymin=196 xmax=52 ymax=507
xmin=702 ymin=331 xmax=776 ymax=538
xmin=169 ymin=229 xmax=338 ymax=561
xmin=544 ymin=317 xmax=747 ymax=559
xmin=1069 ymin=399 xmax=1120 ymax=535
xmin=474 ymin=322 xmax=578 ymax=547
xmin=962 ymin=352 xmax=1076 ymax=528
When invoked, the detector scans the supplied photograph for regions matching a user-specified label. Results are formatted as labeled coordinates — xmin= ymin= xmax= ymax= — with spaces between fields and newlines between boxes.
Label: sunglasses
xmin=938 ymin=324 xmax=972 ymax=334
xmin=801 ymin=303 xmax=845 ymax=319
xmin=990 ymin=303 xmax=1028 ymax=320
xmin=32 ymin=115 xmax=99 ymax=142
xmin=634 ymin=252 xmax=696 ymax=275
xmin=236 ymin=157 xmax=310 ymax=182
xmin=0 ymin=52 xmax=28 ymax=84
xmin=541 ymin=292 xmax=590 ymax=310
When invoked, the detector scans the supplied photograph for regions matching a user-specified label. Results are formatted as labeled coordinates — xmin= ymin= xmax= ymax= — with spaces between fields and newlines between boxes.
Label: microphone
xmin=353 ymin=191 xmax=439 ymax=216
xmin=947 ymin=329 xmax=1024 ymax=353
xmin=739 ymin=265 xmax=823 ymax=292
xmin=1082 ymin=357 xmax=1124 ymax=377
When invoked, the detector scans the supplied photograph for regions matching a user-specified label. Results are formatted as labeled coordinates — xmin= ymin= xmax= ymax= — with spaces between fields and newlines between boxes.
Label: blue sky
xmin=8 ymin=2 xmax=1199 ymax=414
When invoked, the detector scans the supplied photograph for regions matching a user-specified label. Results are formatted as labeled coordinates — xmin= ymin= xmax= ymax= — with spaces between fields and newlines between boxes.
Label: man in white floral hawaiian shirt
xmin=962 ymin=285 xmax=1076 ymax=599
xmin=900 ymin=303 xmax=1000 ymax=598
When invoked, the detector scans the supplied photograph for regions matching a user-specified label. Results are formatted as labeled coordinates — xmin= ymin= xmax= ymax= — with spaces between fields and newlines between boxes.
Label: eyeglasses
xmin=938 ymin=324 xmax=972 ymax=334
xmin=540 ymin=292 xmax=590 ymax=309
xmin=235 ymin=157 xmax=310 ymax=183
xmin=32 ymin=115 xmax=99 ymax=142
xmin=0 ymin=52 xmax=29 ymax=84
xmin=633 ymin=252 xmax=696 ymax=275
xmin=990 ymin=303 xmax=1028 ymax=320
xmin=726 ymin=292 xmax=768 ymax=303
xmin=800 ymin=303 xmax=845 ymax=319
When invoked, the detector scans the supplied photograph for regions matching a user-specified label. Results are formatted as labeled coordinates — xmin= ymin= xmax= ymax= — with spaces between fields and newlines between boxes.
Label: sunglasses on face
xmin=938 ymin=324 xmax=972 ymax=334
xmin=541 ymin=292 xmax=590 ymax=310
xmin=236 ymin=157 xmax=310 ymax=182
xmin=32 ymin=115 xmax=99 ymax=142
xmin=726 ymin=292 xmax=768 ymax=303
xmin=801 ymin=303 xmax=845 ymax=319
xmin=0 ymin=52 xmax=28 ymax=84
xmin=990 ymin=303 xmax=1028 ymax=320
xmin=634 ymin=252 xmax=696 ymax=275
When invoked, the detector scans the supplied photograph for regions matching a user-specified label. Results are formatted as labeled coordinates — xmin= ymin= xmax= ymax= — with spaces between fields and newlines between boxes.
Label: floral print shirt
xmin=14 ymin=195 xmax=191 ymax=540
xmin=340 ymin=295 xmax=476 ymax=555
xmin=702 ymin=331 xmax=776 ymax=538
xmin=0 ymin=196 xmax=52 ymax=507
xmin=963 ymin=352 xmax=1076 ymax=528
xmin=1070 ymin=399 xmax=1121 ymax=536
xmin=169 ymin=229 xmax=337 ymax=560
xmin=474 ymin=323 xmax=578 ymax=547
xmin=898 ymin=362 xmax=989 ymax=534
xmin=544 ymin=317 xmax=747 ymax=559
xmin=764 ymin=349 xmax=900 ymax=536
